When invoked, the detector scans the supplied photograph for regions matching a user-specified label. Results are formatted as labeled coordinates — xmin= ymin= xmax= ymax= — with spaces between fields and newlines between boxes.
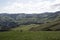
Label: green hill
xmin=11 ymin=24 xmax=40 ymax=31
xmin=29 ymin=19 xmax=60 ymax=31
xmin=0 ymin=11 xmax=60 ymax=31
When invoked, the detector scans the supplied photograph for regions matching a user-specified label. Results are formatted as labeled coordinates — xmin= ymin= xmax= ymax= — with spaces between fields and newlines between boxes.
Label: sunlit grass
xmin=0 ymin=31 xmax=60 ymax=40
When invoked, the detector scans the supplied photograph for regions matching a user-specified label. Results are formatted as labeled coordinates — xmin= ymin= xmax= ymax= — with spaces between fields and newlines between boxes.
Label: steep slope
xmin=29 ymin=19 xmax=60 ymax=31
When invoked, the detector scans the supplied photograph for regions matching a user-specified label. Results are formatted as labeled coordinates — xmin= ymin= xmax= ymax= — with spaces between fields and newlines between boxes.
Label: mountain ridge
xmin=0 ymin=11 xmax=60 ymax=31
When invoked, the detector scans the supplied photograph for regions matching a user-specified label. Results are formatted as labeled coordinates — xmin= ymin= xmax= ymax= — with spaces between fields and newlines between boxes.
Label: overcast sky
xmin=0 ymin=0 xmax=60 ymax=13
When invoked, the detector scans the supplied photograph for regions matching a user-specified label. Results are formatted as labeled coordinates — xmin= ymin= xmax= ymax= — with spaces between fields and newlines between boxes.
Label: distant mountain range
xmin=0 ymin=11 xmax=60 ymax=31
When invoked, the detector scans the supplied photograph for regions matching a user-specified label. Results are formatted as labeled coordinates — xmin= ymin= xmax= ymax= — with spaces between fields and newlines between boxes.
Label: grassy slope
xmin=0 ymin=19 xmax=60 ymax=40
xmin=11 ymin=19 xmax=60 ymax=31
xmin=0 ymin=31 xmax=60 ymax=40
xmin=29 ymin=20 xmax=60 ymax=31
xmin=11 ymin=24 xmax=40 ymax=31
xmin=0 ymin=23 xmax=60 ymax=40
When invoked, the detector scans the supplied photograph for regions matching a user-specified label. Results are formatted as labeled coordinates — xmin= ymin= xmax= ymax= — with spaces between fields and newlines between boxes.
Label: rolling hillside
xmin=0 ymin=11 xmax=60 ymax=31
xmin=29 ymin=20 xmax=60 ymax=31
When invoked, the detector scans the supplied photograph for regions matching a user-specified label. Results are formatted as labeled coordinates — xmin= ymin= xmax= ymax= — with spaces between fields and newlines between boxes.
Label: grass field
xmin=0 ymin=24 xmax=60 ymax=40
xmin=0 ymin=31 xmax=60 ymax=40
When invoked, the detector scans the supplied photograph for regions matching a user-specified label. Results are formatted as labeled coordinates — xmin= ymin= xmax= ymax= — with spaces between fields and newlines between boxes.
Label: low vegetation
xmin=0 ymin=31 xmax=60 ymax=40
